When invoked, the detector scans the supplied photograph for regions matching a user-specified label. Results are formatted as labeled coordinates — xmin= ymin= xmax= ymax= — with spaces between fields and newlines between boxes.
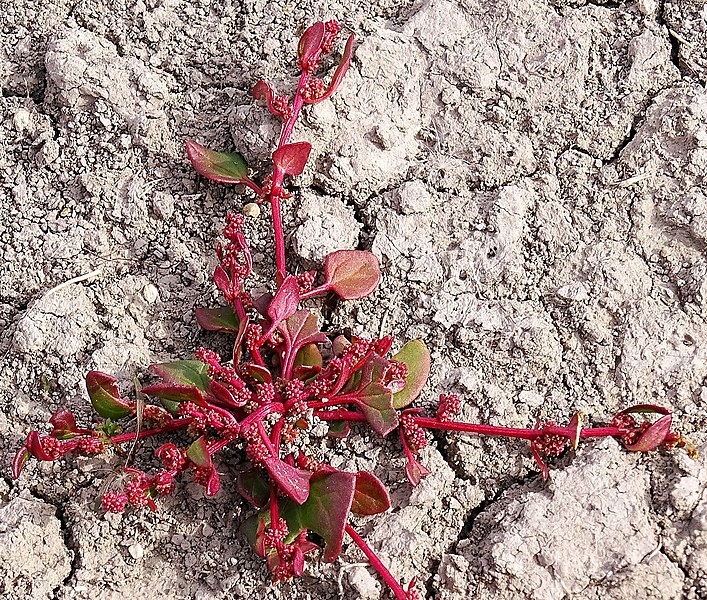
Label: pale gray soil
xmin=1 ymin=0 xmax=707 ymax=599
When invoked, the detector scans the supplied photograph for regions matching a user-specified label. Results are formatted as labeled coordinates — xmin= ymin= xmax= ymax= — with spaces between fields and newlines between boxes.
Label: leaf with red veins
xmin=272 ymin=142 xmax=312 ymax=176
xmin=625 ymin=414 xmax=674 ymax=452
xmin=351 ymin=471 xmax=391 ymax=516
xmin=297 ymin=21 xmax=325 ymax=65
xmin=305 ymin=34 xmax=354 ymax=104
xmin=262 ymin=456 xmax=312 ymax=505
xmin=186 ymin=140 xmax=251 ymax=185
xmin=85 ymin=371 xmax=132 ymax=420
xmin=149 ymin=360 xmax=211 ymax=392
xmin=141 ymin=382 xmax=205 ymax=405
xmin=195 ymin=306 xmax=240 ymax=333
xmin=351 ymin=383 xmax=399 ymax=437
xmin=279 ymin=310 xmax=328 ymax=352
xmin=324 ymin=250 xmax=381 ymax=300
xmin=392 ymin=340 xmax=431 ymax=409
xmin=267 ymin=275 xmax=301 ymax=331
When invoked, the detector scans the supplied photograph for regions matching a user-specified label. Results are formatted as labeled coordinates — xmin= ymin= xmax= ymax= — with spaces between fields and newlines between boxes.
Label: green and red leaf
xmin=236 ymin=468 xmax=270 ymax=508
xmin=352 ymin=383 xmax=398 ymax=436
xmin=149 ymin=360 xmax=210 ymax=392
xmin=391 ymin=340 xmax=431 ymax=409
xmin=186 ymin=140 xmax=250 ymax=184
xmin=141 ymin=382 xmax=204 ymax=405
xmin=351 ymin=471 xmax=390 ymax=516
xmin=324 ymin=250 xmax=381 ymax=300
xmin=85 ymin=371 xmax=132 ymax=420
xmin=195 ymin=306 xmax=240 ymax=333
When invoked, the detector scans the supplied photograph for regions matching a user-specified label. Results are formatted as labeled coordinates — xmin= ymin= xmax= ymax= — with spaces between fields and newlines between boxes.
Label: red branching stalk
xmin=11 ymin=20 xmax=694 ymax=600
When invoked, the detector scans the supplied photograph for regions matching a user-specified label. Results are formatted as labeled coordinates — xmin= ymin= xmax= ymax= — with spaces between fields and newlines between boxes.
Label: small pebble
xmin=142 ymin=283 xmax=159 ymax=304
xmin=243 ymin=202 xmax=260 ymax=218
xmin=128 ymin=543 xmax=144 ymax=559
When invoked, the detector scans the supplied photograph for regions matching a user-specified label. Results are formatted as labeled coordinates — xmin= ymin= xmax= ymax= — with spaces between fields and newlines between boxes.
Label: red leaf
xmin=625 ymin=414 xmax=674 ymax=452
xmin=49 ymin=409 xmax=86 ymax=439
xmin=25 ymin=431 xmax=55 ymax=461
xmin=267 ymin=275 xmax=301 ymax=328
xmin=306 ymin=34 xmax=354 ymax=104
xmin=351 ymin=471 xmax=391 ymax=515
xmin=298 ymin=21 xmax=325 ymax=63
xmin=213 ymin=265 xmax=232 ymax=298
xmin=12 ymin=446 xmax=30 ymax=478
xmin=186 ymin=140 xmax=250 ymax=184
xmin=404 ymin=456 xmax=430 ymax=487
xmin=208 ymin=380 xmax=245 ymax=409
xmin=272 ymin=142 xmax=312 ymax=176
xmin=263 ymin=456 xmax=312 ymax=505
xmin=324 ymin=250 xmax=381 ymax=300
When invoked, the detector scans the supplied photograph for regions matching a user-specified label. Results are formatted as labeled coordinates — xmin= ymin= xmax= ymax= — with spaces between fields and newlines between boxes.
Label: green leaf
xmin=353 ymin=383 xmax=398 ymax=436
xmin=392 ymin=340 xmax=431 ymax=409
xmin=351 ymin=471 xmax=390 ymax=516
xmin=85 ymin=371 xmax=132 ymax=420
xmin=293 ymin=343 xmax=323 ymax=380
xmin=236 ymin=468 xmax=270 ymax=508
xmin=195 ymin=306 xmax=240 ymax=333
xmin=186 ymin=437 xmax=211 ymax=468
xmin=185 ymin=140 xmax=250 ymax=184
xmin=149 ymin=360 xmax=210 ymax=392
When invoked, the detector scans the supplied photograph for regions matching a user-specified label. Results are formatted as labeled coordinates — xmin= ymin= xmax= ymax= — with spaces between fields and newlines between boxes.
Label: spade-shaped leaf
xmin=186 ymin=140 xmax=250 ymax=184
xmin=392 ymin=340 xmax=431 ymax=409
xmin=49 ymin=409 xmax=82 ymax=440
xmin=272 ymin=142 xmax=312 ymax=176
xmin=85 ymin=371 xmax=132 ymax=420
xmin=353 ymin=383 xmax=398 ymax=436
xmin=280 ymin=471 xmax=356 ymax=562
xmin=293 ymin=343 xmax=323 ymax=380
xmin=351 ymin=471 xmax=390 ymax=516
xmin=324 ymin=250 xmax=381 ymax=300
xmin=149 ymin=361 xmax=210 ymax=392
xmin=625 ymin=414 xmax=673 ymax=452
xmin=404 ymin=456 xmax=431 ymax=487
xmin=195 ymin=306 xmax=240 ymax=333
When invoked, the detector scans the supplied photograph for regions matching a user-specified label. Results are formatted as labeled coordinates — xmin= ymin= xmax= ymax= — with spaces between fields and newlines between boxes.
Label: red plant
xmin=13 ymin=21 xmax=695 ymax=600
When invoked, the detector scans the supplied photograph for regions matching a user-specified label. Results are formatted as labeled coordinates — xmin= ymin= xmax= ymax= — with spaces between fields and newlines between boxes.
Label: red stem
xmin=110 ymin=418 xmax=192 ymax=444
xmin=345 ymin=524 xmax=408 ymax=600
xmin=268 ymin=70 xmax=313 ymax=282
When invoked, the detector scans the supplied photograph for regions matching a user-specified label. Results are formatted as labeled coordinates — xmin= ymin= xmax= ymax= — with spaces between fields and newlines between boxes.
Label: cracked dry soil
xmin=2 ymin=0 xmax=707 ymax=599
